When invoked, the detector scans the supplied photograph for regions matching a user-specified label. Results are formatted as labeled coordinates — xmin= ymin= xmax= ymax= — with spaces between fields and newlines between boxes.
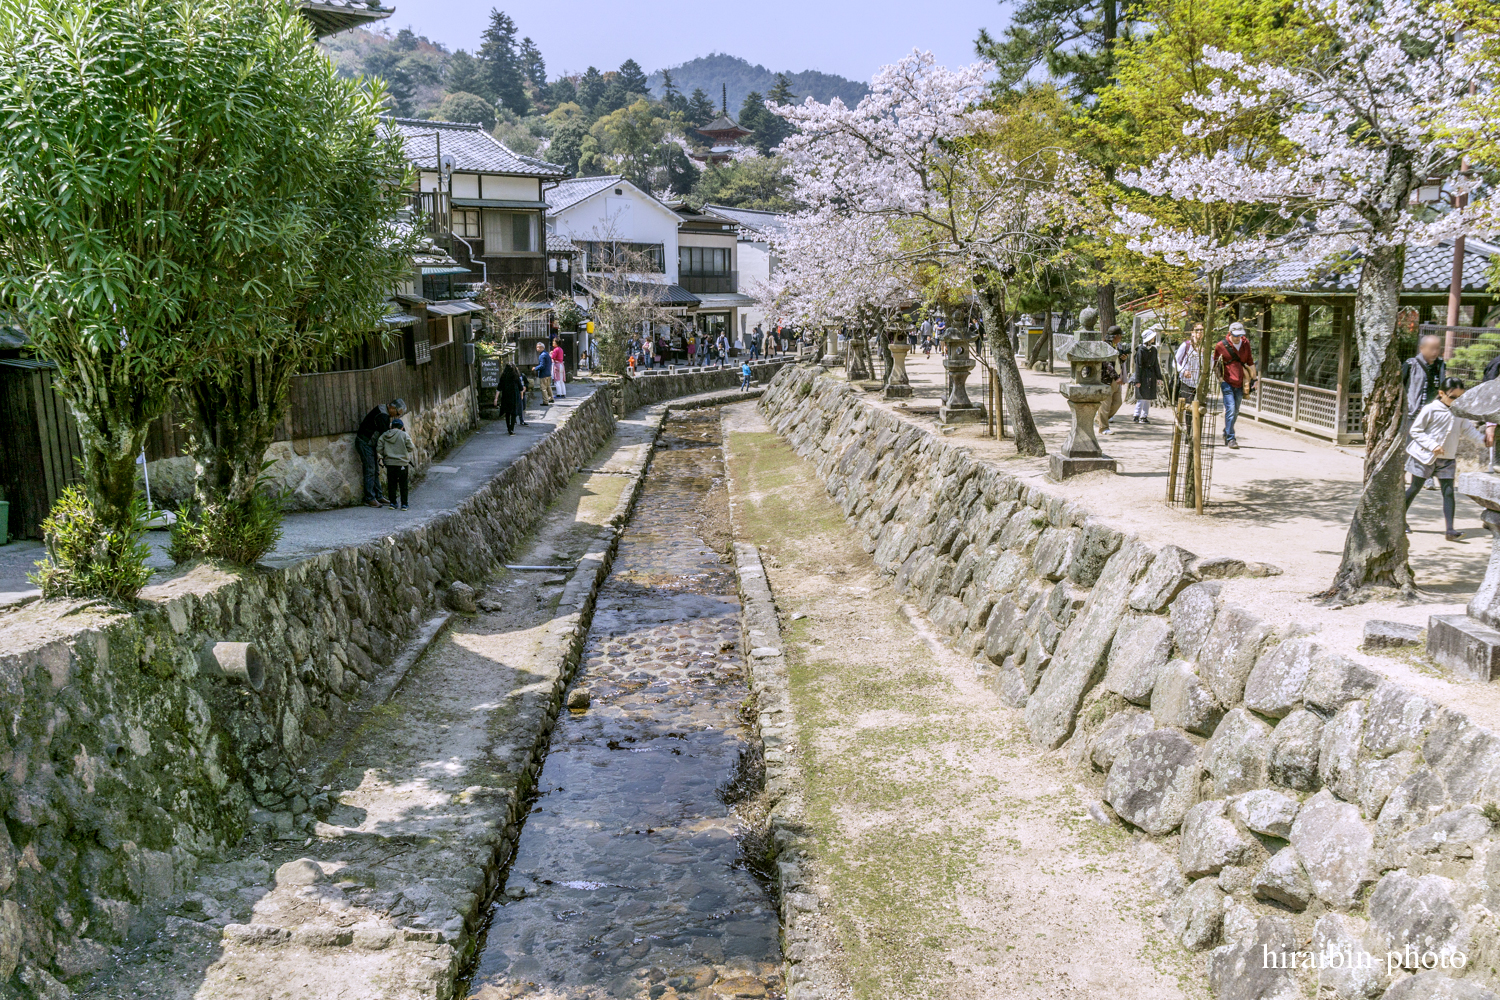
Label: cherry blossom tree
xmin=1112 ymin=0 xmax=1499 ymax=600
xmin=774 ymin=51 xmax=1095 ymax=456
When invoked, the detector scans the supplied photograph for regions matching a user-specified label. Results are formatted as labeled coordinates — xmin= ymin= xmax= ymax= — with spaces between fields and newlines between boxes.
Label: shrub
xmin=168 ymin=486 xmax=285 ymax=566
xmin=28 ymin=487 xmax=153 ymax=601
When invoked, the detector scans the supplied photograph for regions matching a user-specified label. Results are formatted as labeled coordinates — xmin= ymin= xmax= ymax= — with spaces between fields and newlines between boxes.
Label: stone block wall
xmin=760 ymin=365 xmax=1500 ymax=999
xmin=622 ymin=358 xmax=793 ymax=413
xmin=141 ymin=384 xmax=478 ymax=511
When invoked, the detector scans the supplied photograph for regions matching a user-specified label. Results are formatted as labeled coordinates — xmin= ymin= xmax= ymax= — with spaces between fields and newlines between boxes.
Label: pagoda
xmin=692 ymin=84 xmax=753 ymax=165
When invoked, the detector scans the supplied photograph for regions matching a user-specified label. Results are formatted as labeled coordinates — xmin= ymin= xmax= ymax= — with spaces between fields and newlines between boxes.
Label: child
xmin=1404 ymin=376 xmax=1466 ymax=541
xmin=377 ymin=417 xmax=414 ymax=511
xmin=740 ymin=359 xmax=753 ymax=390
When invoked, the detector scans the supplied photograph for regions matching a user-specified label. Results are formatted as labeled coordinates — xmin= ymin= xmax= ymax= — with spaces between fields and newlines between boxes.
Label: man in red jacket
xmin=1214 ymin=322 xmax=1256 ymax=449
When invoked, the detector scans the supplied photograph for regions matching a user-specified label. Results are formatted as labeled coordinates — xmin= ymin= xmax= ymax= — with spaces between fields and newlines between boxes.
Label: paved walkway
xmin=0 ymin=387 xmax=600 ymax=608
xmin=868 ymin=351 xmax=1500 ymax=730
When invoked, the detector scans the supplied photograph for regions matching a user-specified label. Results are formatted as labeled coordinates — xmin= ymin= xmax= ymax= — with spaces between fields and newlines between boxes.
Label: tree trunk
xmin=1097 ymin=282 xmax=1117 ymax=335
xmin=186 ymin=354 xmax=295 ymax=507
xmin=1327 ymin=244 xmax=1413 ymax=600
xmin=61 ymin=356 xmax=166 ymax=537
xmin=976 ymin=282 xmax=1046 ymax=457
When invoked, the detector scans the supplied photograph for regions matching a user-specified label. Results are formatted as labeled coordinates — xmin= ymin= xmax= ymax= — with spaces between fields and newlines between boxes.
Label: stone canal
xmin=466 ymin=408 xmax=783 ymax=1000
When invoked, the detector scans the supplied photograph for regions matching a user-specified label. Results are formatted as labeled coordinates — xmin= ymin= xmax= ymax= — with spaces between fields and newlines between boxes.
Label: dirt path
xmin=721 ymin=402 xmax=1204 ymax=1000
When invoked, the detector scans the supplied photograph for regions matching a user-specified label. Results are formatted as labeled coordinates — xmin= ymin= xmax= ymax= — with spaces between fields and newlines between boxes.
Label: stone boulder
xmin=1067 ymin=520 xmax=1123 ymax=589
xmin=1268 ymin=709 xmax=1324 ymax=792
xmin=1243 ymin=638 xmax=1318 ymax=719
xmin=1180 ymin=800 xmax=1256 ymax=877
xmin=1251 ymin=847 xmax=1312 ymax=910
xmin=445 ymin=581 xmax=478 ymax=614
xmin=1364 ymin=683 xmax=1438 ymax=758
xmin=1388 ymin=805 xmax=1495 ymax=870
xmin=1319 ymin=700 xmax=1367 ymax=802
xmin=1303 ymin=652 xmax=1382 ymax=714
xmin=1100 ymin=614 xmax=1173 ymax=705
xmin=1128 ymin=544 xmax=1199 ymax=613
xmin=1031 ymin=526 xmax=1080 ymax=581
xmin=1367 ymin=872 xmax=1468 ymax=967
xmin=1104 ymin=728 xmax=1201 ymax=836
xmin=1289 ymin=790 xmax=1374 ymax=909
xmin=1364 ymin=620 xmax=1424 ymax=650
xmin=1170 ymin=582 xmax=1221 ymax=663
xmin=1167 ymin=877 xmax=1225 ymax=952
xmin=1204 ymin=709 xmax=1272 ymax=798
xmin=1025 ymin=539 xmax=1153 ymax=749
xmin=1383 ymin=972 xmax=1500 ymax=1000
xmin=1089 ymin=708 xmax=1155 ymax=771
xmin=1151 ymin=661 xmax=1224 ymax=737
xmin=1229 ymin=789 xmax=1300 ymax=838
xmin=1197 ymin=605 xmax=1277 ymax=705
xmin=1354 ymin=750 xmax=1419 ymax=819
xmin=1312 ymin=914 xmax=1392 ymax=1000
xmin=1207 ymin=916 xmax=1300 ymax=1000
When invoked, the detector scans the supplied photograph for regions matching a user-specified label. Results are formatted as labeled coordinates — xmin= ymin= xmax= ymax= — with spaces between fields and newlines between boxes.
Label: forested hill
xmin=649 ymin=54 xmax=869 ymax=113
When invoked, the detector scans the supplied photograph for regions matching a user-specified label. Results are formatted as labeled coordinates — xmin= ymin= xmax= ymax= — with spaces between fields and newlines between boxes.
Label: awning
xmin=421 ymin=265 xmax=475 ymax=276
xmin=425 ymin=300 xmax=488 ymax=316
xmin=382 ymin=312 xmax=420 ymax=327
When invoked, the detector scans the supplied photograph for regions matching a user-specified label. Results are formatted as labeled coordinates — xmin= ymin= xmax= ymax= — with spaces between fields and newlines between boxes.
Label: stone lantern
xmin=885 ymin=329 xmax=913 ymax=399
xmin=1049 ymin=307 xmax=1119 ymax=480
xmin=938 ymin=322 xmax=985 ymax=425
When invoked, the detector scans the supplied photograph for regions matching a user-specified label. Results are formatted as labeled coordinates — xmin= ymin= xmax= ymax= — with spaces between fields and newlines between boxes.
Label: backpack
xmin=1484 ymin=355 xmax=1500 ymax=384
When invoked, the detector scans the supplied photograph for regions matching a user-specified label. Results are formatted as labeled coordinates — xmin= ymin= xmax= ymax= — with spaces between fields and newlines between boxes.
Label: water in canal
xmin=467 ymin=409 xmax=783 ymax=1000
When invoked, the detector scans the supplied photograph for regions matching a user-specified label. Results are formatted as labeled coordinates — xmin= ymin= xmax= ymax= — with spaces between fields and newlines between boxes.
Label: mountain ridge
xmin=649 ymin=53 xmax=868 ymax=117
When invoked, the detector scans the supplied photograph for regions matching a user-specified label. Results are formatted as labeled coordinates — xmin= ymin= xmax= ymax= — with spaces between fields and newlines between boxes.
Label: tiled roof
xmin=703 ymin=204 xmax=788 ymax=238
xmin=1220 ymin=240 xmax=1495 ymax=295
xmin=546 ymin=231 xmax=580 ymax=253
xmin=545 ymin=175 xmax=624 ymax=214
xmin=385 ymin=118 xmax=566 ymax=179
xmin=297 ymin=0 xmax=391 ymax=37
xmin=579 ymin=277 xmax=700 ymax=307
xmin=698 ymin=114 xmax=751 ymax=137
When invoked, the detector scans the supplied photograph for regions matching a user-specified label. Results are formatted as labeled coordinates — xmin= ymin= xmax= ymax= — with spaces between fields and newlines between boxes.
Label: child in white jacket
xmin=1404 ymin=376 xmax=1467 ymax=541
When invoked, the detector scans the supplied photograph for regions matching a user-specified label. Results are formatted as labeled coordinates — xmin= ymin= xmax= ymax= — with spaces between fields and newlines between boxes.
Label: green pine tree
xmin=615 ymin=58 xmax=649 ymax=96
xmin=478 ymin=9 xmax=530 ymax=115
xmin=976 ymin=0 xmax=1124 ymax=99
xmin=660 ymin=69 xmax=686 ymax=114
xmin=687 ymin=86 xmax=715 ymax=125
xmin=445 ymin=49 xmax=487 ymax=99
xmin=576 ymin=66 xmax=605 ymax=110
xmin=519 ymin=37 xmax=546 ymax=91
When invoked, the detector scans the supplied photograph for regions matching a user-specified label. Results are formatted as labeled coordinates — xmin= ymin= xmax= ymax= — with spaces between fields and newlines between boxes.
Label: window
xmin=428 ymin=316 xmax=451 ymax=347
xmin=453 ymin=209 xmax=481 ymax=238
xmin=679 ymin=246 xmax=731 ymax=276
xmin=481 ymin=210 xmax=538 ymax=253
xmin=580 ymin=241 xmax=665 ymax=273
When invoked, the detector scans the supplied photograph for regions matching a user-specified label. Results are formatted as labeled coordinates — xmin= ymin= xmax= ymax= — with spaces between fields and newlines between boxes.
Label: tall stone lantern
xmin=821 ymin=327 xmax=842 ymax=368
xmin=938 ymin=322 xmax=985 ymax=425
xmin=1049 ymin=307 xmax=1119 ymax=480
xmin=885 ymin=329 xmax=913 ymax=399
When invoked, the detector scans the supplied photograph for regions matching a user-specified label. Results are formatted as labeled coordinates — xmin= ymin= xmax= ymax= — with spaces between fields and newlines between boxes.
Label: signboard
xmin=479 ymin=357 xmax=500 ymax=388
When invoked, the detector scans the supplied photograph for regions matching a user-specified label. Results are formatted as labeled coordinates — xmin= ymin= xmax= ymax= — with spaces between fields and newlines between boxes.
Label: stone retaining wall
xmin=0 ymin=369 xmax=736 ymax=997
xmin=622 ymin=358 xmax=793 ymax=413
xmin=760 ymin=365 xmax=1500 ymax=1000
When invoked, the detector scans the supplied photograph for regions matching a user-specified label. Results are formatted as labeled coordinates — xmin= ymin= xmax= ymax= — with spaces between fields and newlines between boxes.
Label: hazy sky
xmin=385 ymin=0 xmax=1008 ymax=84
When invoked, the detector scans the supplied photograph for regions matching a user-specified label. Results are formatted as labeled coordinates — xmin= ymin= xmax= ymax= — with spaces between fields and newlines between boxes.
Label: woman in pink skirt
xmin=550 ymin=340 xmax=566 ymax=397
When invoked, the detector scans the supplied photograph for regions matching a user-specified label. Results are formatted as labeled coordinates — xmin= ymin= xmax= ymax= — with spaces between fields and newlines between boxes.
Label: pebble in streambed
xmin=467 ymin=412 xmax=783 ymax=1000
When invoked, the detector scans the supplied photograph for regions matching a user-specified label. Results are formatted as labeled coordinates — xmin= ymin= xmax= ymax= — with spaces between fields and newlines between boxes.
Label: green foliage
xmin=445 ymin=49 xmax=488 ymax=100
xmin=591 ymin=99 xmax=666 ymax=190
xmin=168 ymin=479 xmax=285 ymax=566
xmin=438 ymin=91 xmax=497 ymax=128
xmin=519 ymin=36 xmax=546 ymax=92
xmin=690 ymin=157 xmax=799 ymax=212
xmin=977 ymin=0 xmax=1125 ymax=99
xmin=687 ymin=87 xmax=716 ymax=126
xmin=478 ymin=9 xmax=529 ymax=115
xmin=491 ymin=110 xmax=544 ymax=157
xmin=648 ymin=53 xmax=868 ymax=117
xmin=615 ymin=58 xmax=650 ymax=98
xmin=363 ymin=39 xmax=444 ymax=116
xmin=555 ymin=299 xmax=583 ymax=331
xmin=577 ymin=66 xmax=606 ymax=110
xmin=29 ymin=487 xmax=152 ymax=601
xmin=739 ymin=90 xmax=791 ymax=155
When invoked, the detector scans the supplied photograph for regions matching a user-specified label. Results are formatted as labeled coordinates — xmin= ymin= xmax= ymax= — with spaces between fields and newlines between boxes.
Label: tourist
xmin=534 ymin=342 xmax=553 ymax=405
xmin=1174 ymin=324 xmax=1206 ymax=402
xmin=1097 ymin=327 xmax=1126 ymax=434
xmin=376 ymin=417 xmax=414 ymax=511
xmin=551 ymin=339 xmax=566 ymax=398
xmin=752 ymin=324 xmax=763 ymax=359
xmin=717 ymin=331 xmax=730 ymax=365
xmin=741 ymin=359 xmax=753 ymax=390
xmin=498 ymin=361 xmax=525 ymax=435
xmin=687 ymin=336 xmax=697 ymax=365
xmin=1402 ymin=333 xmax=1446 ymax=427
xmin=1404 ymin=376 xmax=1467 ymax=541
xmin=1131 ymin=329 xmax=1163 ymax=424
xmin=355 ymin=398 xmax=403 ymax=508
xmin=1213 ymin=322 xmax=1257 ymax=449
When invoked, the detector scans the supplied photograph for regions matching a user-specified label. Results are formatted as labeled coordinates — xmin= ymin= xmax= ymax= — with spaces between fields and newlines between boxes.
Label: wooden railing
xmin=1238 ymin=376 xmax=1363 ymax=443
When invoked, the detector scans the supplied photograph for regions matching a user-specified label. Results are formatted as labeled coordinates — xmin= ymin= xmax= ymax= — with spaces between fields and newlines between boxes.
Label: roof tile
xmin=385 ymin=118 xmax=566 ymax=179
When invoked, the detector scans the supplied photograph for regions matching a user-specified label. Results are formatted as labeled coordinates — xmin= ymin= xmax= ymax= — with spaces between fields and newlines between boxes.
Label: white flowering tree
xmin=1112 ymin=0 xmax=1498 ymax=600
xmin=774 ymin=52 xmax=1094 ymax=456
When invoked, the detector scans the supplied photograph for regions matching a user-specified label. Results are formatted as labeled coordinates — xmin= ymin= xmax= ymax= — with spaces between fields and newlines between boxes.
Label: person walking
xmin=1404 ymin=376 xmax=1467 ymax=541
xmin=1131 ymin=329 xmax=1163 ymax=424
xmin=1097 ymin=328 xmax=1126 ymax=434
xmin=376 ymin=417 xmax=414 ymax=511
xmin=1213 ymin=322 xmax=1257 ymax=448
xmin=717 ymin=332 xmax=730 ymax=366
xmin=1403 ymin=333 xmax=1446 ymax=428
xmin=752 ymin=324 xmax=763 ymax=360
xmin=534 ymin=342 xmax=553 ymax=405
xmin=355 ymin=399 xmax=403 ymax=508
xmin=498 ymin=361 xmax=525 ymax=435
xmin=1174 ymin=324 xmax=1206 ymax=403
xmin=550 ymin=339 xmax=566 ymax=398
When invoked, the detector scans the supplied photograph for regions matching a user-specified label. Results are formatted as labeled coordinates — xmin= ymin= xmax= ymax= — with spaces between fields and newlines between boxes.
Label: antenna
xmin=439 ymin=152 xmax=455 ymax=177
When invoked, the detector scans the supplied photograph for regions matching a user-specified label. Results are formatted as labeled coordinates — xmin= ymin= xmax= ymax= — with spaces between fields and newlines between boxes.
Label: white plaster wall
xmin=552 ymin=185 xmax=682 ymax=283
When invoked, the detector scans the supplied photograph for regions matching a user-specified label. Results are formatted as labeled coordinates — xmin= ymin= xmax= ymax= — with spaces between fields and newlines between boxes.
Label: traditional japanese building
xmin=691 ymin=86 xmax=753 ymax=165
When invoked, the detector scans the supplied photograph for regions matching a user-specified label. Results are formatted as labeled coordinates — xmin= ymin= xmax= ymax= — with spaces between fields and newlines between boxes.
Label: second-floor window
xmin=680 ymin=246 xmax=731 ymax=276
xmin=581 ymin=241 xmax=665 ymax=273
xmin=482 ymin=211 xmax=538 ymax=253
xmin=453 ymin=209 xmax=481 ymax=239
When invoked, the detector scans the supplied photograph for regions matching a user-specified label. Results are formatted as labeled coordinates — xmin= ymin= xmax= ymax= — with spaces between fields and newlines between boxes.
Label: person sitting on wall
xmin=355 ymin=398 xmax=404 ymax=509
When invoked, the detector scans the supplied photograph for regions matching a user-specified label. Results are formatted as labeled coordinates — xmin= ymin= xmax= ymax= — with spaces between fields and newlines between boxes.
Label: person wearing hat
xmin=376 ymin=416 xmax=415 ymax=511
xmin=1213 ymin=321 xmax=1257 ymax=449
xmin=1097 ymin=326 xmax=1127 ymax=434
xmin=1131 ymin=328 xmax=1164 ymax=424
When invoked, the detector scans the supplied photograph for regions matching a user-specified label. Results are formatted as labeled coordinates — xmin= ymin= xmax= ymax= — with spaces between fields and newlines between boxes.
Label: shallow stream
xmin=466 ymin=409 xmax=783 ymax=1000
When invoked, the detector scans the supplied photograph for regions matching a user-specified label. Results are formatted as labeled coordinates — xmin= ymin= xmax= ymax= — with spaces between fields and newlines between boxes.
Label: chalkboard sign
xmin=479 ymin=357 xmax=500 ymax=388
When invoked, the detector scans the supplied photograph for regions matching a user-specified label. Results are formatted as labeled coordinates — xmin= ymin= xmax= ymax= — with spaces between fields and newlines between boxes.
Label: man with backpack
xmin=1213 ymin=322 xmax=1257 ymax=449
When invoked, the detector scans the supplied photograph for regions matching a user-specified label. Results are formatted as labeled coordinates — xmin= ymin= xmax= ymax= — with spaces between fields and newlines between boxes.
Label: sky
xmin=386 ymin=0 xmax=1008 ymax=84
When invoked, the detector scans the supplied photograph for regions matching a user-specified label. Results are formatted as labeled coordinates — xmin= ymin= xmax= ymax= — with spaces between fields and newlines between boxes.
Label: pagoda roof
xmin=697 ymin=113 xmax=752 ymax=139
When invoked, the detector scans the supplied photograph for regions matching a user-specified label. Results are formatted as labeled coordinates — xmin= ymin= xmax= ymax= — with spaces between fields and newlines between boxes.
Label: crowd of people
xmin=624 ymin=323 xmax=799 ymax=373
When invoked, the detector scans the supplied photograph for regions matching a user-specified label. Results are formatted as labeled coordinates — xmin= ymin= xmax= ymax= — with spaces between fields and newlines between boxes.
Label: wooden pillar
xmin=1258 ymin=300 xmax=1272 ymax=375
xmin=1294 ymin=302 xmax=1310 ymax=423
xmin=1335 ymin=303 xmax=1354 ymax=442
